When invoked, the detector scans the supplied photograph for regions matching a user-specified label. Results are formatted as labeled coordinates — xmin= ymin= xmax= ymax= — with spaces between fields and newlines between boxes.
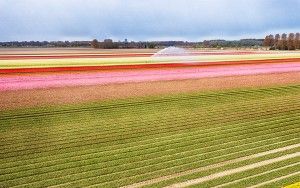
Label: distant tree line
xmin=263 ymin=33 xmax=300 ymax=50
xmin=200 ymin=39 xmax=263 ymax=48
xmin=91 ymin=39 xmax=264 ymax=49
xmin=91 ymin=39 xmax=190 ymax=49
xmin=1 ymin=39 xmax=265 ymax=49
xmin=0 ymin=39 xmax=187 ymax=49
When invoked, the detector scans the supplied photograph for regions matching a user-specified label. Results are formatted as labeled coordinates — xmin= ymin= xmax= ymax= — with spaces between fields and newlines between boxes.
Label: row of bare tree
xmin=263 ymin=33 xmax=300 ymax=50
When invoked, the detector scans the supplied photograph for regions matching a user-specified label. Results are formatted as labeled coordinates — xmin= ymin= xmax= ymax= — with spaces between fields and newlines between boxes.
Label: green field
xmin=0 ymin=85 xmax=299 ymax=187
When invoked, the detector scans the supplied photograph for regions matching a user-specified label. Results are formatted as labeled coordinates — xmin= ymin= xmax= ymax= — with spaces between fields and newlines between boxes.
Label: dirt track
xmin=1 ymin=71 xmax=299 ymax=110
xmin=165 ymin=152 xmax=300 ymax=188
xmin=247 ymin=171 xmax=300 ymax=188
xmin=122 ymin=143 xmax=300 ymax=188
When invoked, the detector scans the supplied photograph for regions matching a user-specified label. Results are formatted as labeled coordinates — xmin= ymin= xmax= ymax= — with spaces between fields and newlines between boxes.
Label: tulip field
xmin=0 ymin=48 xmax=299 ymax=187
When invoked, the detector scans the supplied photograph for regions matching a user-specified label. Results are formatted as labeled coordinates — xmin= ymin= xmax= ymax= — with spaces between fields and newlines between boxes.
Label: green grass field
xmin=0 ymin=85 xmax=299 ymax=187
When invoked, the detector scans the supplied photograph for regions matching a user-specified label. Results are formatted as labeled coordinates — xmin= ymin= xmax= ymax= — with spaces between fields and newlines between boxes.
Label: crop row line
xmin=1 ymin=94 xmax=296 ymax=143
xmin=212 ymin=161 xmax=300 ymax=188
xmin=2 ymin=128 xmax=298 ymax=186
xmin=1 ymin=85 xmax=298 ymax=120
xmin=1 ymin=100 xmax=297 ymax=151
xmin=1 ymin=127 xmax=298 ymax=181
xmin=1 ymin=114 xmax=298 ymax=167
xmin=1 ymin=111 xmax=297 ymax=159
xmin=36 ymin=141 xmax=300 ymax=188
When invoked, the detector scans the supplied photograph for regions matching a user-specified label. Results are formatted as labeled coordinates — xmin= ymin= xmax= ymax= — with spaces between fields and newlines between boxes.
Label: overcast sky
xmin=0 ymin=0 xmax=300 ymax=41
